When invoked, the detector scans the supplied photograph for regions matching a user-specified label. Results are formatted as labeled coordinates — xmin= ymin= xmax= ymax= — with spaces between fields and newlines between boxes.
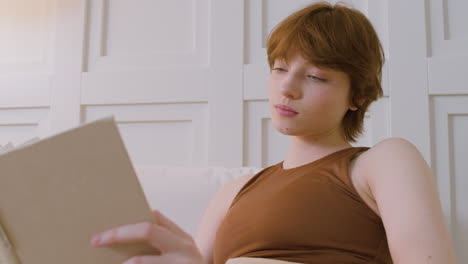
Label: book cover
xmin=0 ymin=117 xmax=160 ymax=263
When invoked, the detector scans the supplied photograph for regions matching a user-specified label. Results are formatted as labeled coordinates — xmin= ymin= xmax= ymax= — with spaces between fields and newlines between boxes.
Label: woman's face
xmin=268 ymin=52 xmax=355 ymax=138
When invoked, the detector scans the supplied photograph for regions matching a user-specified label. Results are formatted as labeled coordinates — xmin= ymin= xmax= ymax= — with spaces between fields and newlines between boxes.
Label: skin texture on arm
xmin=356 ymin=138 xmax=457 ymax=263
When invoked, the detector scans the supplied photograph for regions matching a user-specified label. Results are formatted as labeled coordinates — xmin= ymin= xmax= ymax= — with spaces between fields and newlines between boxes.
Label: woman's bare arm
xmin=357 ymin=138 xmax=457 ymax=263
xmin=195 ymin=174 xmax=255 ymax=264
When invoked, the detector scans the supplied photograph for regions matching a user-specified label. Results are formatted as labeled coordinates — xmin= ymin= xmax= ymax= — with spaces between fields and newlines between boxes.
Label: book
xmin=0 ymin=117 xmax=160 ymax=264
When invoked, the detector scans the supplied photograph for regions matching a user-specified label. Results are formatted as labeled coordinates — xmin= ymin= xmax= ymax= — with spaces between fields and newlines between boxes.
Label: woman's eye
xmin=272 ymin=67 xmax=286 ymax=72
xmin=307 ymin=75 xmax=325 ymax=82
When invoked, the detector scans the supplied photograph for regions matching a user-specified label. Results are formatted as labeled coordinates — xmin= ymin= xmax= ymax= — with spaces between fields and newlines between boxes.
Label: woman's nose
xmin=280 ymin=75 xmax=302 ymax=99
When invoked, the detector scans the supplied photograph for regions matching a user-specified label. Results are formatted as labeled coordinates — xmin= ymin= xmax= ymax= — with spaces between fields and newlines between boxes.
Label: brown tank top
xmin=213 ymin=147 xmax=392 ymax=264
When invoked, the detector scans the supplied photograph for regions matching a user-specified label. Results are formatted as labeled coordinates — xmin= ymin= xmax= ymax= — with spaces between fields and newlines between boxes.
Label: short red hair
xmin=266 ymin=2 xmax=385 ymax=142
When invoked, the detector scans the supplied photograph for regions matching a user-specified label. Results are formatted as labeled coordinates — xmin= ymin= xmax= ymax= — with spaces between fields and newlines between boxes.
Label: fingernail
xmin=92 ymin=235 xmax=101 ymax=246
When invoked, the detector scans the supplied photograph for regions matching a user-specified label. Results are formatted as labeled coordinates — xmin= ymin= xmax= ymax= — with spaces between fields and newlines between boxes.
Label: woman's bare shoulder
xmin=349 ymin=137 xmax=425 ymax=215
xmin=352 ymin=137 xmax=429 ymax=195
xmin=354 ymin=137 xmax=421 ymax=170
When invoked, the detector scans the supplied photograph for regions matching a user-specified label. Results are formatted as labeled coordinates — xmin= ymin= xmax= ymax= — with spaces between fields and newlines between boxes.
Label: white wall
xmin=0 ymin=0 xmax=466 ymax=261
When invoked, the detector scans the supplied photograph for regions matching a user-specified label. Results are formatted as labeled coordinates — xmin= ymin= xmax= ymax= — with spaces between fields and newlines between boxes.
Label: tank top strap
xmin=331 ymin=146 xmax=370 ymax=186
xmin=324 ymin=146 xmax=382 ymax=221
xmin=332 ymin=146 xmax=370 ymax=170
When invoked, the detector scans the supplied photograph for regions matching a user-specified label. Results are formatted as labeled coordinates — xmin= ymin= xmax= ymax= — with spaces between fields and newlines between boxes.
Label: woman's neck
xmin=282 ymin=131 xmax=352 ymax=169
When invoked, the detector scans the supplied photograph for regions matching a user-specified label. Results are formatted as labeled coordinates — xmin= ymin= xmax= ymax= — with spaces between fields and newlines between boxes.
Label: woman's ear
xmin=349 ymin=96 xmax=366 ymax=111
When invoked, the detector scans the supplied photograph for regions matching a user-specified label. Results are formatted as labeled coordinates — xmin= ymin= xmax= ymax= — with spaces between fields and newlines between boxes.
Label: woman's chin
xmin=271 ymin=117 xmax=308 ymax=136
xmin=273 ymin=124 xmax=301 ymax=136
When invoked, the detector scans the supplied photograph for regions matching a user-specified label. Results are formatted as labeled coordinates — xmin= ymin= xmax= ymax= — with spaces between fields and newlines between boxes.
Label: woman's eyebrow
xmin=304 ymin=63 xmax=325 ymax=72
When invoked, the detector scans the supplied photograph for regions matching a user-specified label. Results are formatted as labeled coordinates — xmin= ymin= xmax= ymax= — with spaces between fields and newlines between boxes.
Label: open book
xmin=0 ymin=117 xmax=160 ymax=264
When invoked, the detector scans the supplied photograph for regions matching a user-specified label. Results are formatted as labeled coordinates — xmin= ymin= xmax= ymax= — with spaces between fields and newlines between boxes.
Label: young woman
xmin=90 ymin=2 xmax=457 ymax=264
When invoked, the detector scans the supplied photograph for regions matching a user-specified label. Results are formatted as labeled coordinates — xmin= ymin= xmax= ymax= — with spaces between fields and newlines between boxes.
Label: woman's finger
xmin=122 ymin=254 xmax=170 ymax=264
xmin=122 ymin=254 xmax=197 ymax=264
xmin=91 ymin=222 xmax=181 ymax=253
xmin=152 ymin=209 xmax=191 ymax=239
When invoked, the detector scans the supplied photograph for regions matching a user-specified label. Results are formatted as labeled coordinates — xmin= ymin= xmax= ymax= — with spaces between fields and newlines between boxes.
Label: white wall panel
xmin=450 ymin=114 xmax=468 ymax=261
xmin=367 ymin=0 xmax=389 ymax=96
xmin=46 ymin=0 xmax=87 ymax=134
xmin=388 ymin=0 xmax=431 ymax=160
xmin=85 ymin=0 xmax=210 ymax=72
xmin=0 ymin=0 xmax=56 ymax=73
xmin=426 ymin=0 xmax=468 ymax=96
xmin=0 ymin=74 xmax=50 ymax=107
xmin=445 ymin=0 xmax=468 ymax=40
xmin=207 ymin=0 xmax=244 ymax=167
xmin=83 ymin=103 xmax=208 ymax=167
xmin=431 ymin=96 xmax=468 ymax=262
xmin=427 ymin=3 xmax=468 ymax=260
xmin=79 ymin=0 xmax=216 ymax=167
xmin=105 ymin=0 xmax=193 ymax=54
xmin=0 ymin=107 xmax=49 ymax=145
xmin=243 ymin=64 xmax=269 ymax=101
xmin=0 ymin=0 xmax=57 ymax=143
xmin=427 ymin=0 xmax=468 ymax=57
xmin=428 ymin=56 xmax=468 ymax=95
xmin=82 ymin=68 xmax=209 ymax=104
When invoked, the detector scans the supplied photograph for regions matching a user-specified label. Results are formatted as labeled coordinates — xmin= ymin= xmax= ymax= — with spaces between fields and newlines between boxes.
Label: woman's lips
xmin=275 ymin=105 xmax=298 ymax=117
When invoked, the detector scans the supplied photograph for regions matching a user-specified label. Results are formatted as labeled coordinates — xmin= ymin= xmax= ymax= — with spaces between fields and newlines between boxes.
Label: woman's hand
xmin=90 ymin=209 xmax=206 ymax=264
